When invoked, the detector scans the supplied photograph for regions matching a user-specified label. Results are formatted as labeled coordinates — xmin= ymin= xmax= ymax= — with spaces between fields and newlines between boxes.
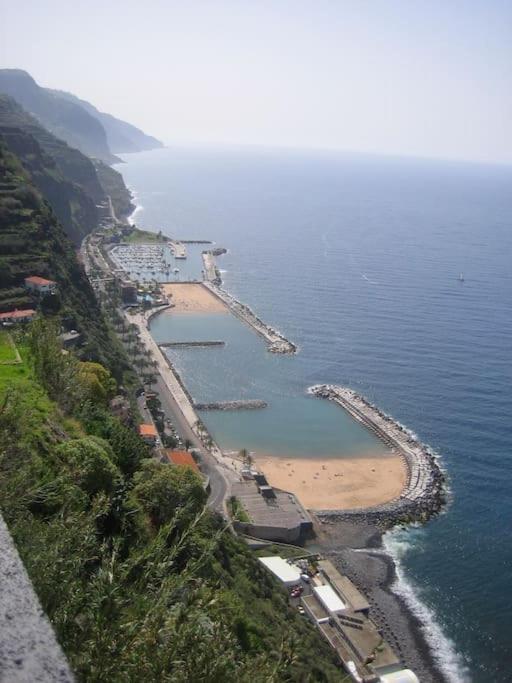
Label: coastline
xmin=114 ymin=163 xmax=458 ymax=683
xmin=312 ymin=519 xmax=465 ymax=683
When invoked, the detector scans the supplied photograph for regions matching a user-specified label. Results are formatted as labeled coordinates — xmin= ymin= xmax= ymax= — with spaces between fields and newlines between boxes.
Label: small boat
xmin=173 ymin=268 xmax=180 ymax=274
xmin=458 ymin=273 xmax=464 ymax=282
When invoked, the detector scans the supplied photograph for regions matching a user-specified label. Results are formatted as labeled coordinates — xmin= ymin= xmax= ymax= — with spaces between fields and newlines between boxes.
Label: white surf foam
xmin=383 ymin=528 xmax=472 ymax=683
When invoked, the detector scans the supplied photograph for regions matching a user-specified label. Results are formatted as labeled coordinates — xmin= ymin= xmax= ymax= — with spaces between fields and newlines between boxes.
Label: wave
xmin=383 ymin=528 xmax=472 ymax=683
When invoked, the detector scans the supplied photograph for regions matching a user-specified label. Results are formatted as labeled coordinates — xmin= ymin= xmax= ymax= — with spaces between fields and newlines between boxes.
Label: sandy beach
xmin=162 ymin=283 xmax=228 ymax=313
xmin=254 ymin=452 xmax=406 ymax=509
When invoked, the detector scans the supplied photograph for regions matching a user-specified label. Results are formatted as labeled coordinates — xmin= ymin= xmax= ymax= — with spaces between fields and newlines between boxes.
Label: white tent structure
xmin=313 ymin=584 xmax=346 ymax=614
xmin=379 ymin=670 xmax=420 ymax=683
xmin=258 ymin=556 xmax=301 ymax=586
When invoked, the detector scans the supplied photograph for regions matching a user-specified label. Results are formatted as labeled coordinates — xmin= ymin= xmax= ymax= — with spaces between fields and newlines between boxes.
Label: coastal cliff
xmin=0 ymin=142 xmax=345 ymax=681
xmin=0 ymin=94 xmax=134 ymax=241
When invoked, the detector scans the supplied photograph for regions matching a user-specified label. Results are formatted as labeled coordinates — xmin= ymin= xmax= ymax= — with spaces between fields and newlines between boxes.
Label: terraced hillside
xmin=0 ymin=140 xmax=128 ymax=377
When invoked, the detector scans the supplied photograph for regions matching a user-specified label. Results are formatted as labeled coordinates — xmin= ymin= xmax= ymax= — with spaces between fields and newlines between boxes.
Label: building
xmin=313 ymin=584 xmax=346 ymax=615
xmin=317 ymin=559 xmax=370 ymax=616
xmin=138 ymin=423 xmax=158 ymax=445
xmin=230 ymin=478 xmax=313 ymax=543
xmin=379 ymin=671 xmax=420 ymax=683
xmin=0 ymin=309 xmax=36 ymax=324
xmin=166 ymin=449 xmax=199 ymax=472
xmin=59 ymin=330 xmax=82 ymax=349
xmin=120 ymin=280 xmax=137 ymax=304
xmin=24 ymin=276 xmax=57 ymax=294
xmin=258 ymin=556 xmax=302 ymax=587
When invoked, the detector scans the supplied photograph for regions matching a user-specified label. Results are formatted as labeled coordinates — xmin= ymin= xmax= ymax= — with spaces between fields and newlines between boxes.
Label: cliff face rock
xmin=0 ymin=95 xmax=103 ymax=244
xmin=92 ymin=160 xmax=135 ymax=223
xmin=0 ymin=140 xmax=128 ymax=375
xmin=54 ymin=89 xmax=163 ymax=154
xmin=0 ymin=69 xmax=118 ymax=163
xmin=0 ymin=95 xmax=135 ymax=239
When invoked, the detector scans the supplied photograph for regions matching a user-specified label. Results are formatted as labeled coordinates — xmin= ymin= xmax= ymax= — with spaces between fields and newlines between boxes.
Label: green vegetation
xmin=228 ymin=495 xmax=251 ymax=523
xmin=0 ymin=330 xmax=19 ymax=363
xmin=0 ymin=141 xmax=131 ymax=380
xmin=0 ymin=118 xmax=345 ymax=681
xmin=123 ymin=225 xmax=167 ymax=243
xmin=0 ymin=321 xmax=344 ymax=681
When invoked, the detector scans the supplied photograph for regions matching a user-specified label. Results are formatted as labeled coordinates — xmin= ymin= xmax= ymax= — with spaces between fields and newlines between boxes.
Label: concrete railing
xmin=0 ymin=514 xmax=74 ymax=682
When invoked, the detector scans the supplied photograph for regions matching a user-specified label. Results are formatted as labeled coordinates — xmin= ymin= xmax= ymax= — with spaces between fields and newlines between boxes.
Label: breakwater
xmin=203 ymin=282 xmax=297 ymax=354
xmin=169 ymin=240 xmax=187 ymax=258
xmin=195 ymin=399 xmax=267 ymax=411
xmin=309 ymin=385 xmax=446 ymax=525
xmin=202 ymin=252 xmax=221 ymax=284
xmin=159 ymin=340 xmax=225 ymax=348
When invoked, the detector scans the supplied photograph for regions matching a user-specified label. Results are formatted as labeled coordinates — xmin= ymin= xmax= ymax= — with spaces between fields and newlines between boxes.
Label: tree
xmin=55 ymin=437 xmax=119 ymax=497
xmin=129 ymin=460 xmax=206 ymax=530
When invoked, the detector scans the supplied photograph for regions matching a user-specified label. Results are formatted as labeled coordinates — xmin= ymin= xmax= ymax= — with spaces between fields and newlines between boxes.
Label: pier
xmin=203 ymin=282 xmax=297 ymax=354
xmin=309 ymin=385 xmax=446 ymax=523
xmin=170 ymin=240 xmax=187 ymax=259
xmin=159 ymin=340 xmax=225 ymax=348
xmin=194 ymin=399 xmax=268 ymax=411
xmin=202 ymin=251 xmax=220 ymax=283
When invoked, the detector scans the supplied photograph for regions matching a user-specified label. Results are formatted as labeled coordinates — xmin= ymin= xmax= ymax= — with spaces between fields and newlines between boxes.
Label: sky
xmin=1 ymin=0 xmax=511 ymax=164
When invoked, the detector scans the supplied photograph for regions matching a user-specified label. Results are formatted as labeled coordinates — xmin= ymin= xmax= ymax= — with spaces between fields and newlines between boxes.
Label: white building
xmin=258 ymin=556 xmax=301 ymax=587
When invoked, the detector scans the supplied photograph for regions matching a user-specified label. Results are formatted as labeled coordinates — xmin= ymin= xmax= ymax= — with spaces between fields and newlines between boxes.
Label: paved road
xmin=153 ymin=374 xmax=231 ymax=514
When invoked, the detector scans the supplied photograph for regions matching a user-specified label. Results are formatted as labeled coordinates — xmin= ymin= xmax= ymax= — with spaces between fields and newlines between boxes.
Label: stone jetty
xmin=203 ymin=282 xmax=297 ymax=354
xmin=194 ymin=399 xmax=268 ymax=410
xmin=202 ymin=252 xmax=221 ymax=284
xmin=159 ymin=340 xmax=225 ymax=348
xmin=308 ymin=384 xmax=446 ymax=525
xmin=170 ymin=240 xmax=187 ymax=259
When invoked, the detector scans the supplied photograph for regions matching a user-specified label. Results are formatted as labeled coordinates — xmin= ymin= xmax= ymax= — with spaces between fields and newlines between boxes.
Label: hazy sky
xmin=1 ymin=0 xmax=511 ymax=163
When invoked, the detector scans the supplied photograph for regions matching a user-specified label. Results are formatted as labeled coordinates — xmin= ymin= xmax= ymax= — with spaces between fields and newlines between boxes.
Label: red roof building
xmin=138 ymin=423 xmax=158 ymax=444
xmin=0 ymin=309 xmax=36 ymax=323
xmin=166 ymin=450 xmax=199 ymax=472
xmin=24 ymin=276 xmax=57 ymax=293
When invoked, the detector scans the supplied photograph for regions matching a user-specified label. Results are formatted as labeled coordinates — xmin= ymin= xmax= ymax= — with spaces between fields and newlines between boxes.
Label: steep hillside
xmin=0 ymin=69 xmax=118 ymax=163
xmin=0 ymin=140 xmax=344 ymax=682
xmin=93 ymin=159 xmax=135 ymax=222
xmin=0 ymin=140 xmax=128 ymax=376
xmin=0 ymin=95 xmax=134 ymax=238
xmin=55 ymin=89 xmax=163 ymax=153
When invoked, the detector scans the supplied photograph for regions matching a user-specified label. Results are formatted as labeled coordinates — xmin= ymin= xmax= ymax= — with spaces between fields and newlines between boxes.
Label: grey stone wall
xmin=0 ymin=514 xmax=74 ymax=682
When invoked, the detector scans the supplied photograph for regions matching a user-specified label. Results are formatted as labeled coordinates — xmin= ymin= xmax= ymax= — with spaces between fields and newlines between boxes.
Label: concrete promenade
xmin=169 ymin=240 xmax=187 ymax=259
xmin=127 ymin=310 xmax=241 ymax=515
xmin=202 ymin=252 xmax=218 ymax=282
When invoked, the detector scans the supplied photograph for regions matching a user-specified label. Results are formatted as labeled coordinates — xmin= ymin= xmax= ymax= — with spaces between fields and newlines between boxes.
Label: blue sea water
xmin=120 ymin=146 xmax=512 ymax=682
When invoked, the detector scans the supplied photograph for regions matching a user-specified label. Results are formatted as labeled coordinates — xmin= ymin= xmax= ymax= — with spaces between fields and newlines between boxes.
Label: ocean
xmin=119 ymin=146 xmax=512 ymax=682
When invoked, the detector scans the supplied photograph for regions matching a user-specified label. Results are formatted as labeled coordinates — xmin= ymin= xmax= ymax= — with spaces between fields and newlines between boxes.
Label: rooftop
xmin=166 ymin=450 xmax=199 ymax=472
xmin=313 ymin=584 xmax=347 ymax=614
xmin=138 ymin=423 xmax=157 ymax=437
xmin=317 ymin=559 xmax=370 ymax=613
xmin=258 ymin=556 xmax=301 ymax=585
xmin=231 ymin=480 xmax=312 ymax=530
xmin=0 ymin=309 xmax=36 ymax=320
xmin=24 ymin=276 xmax=56 ymax=286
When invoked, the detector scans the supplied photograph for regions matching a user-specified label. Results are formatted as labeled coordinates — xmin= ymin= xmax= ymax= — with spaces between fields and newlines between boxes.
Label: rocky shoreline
xmin=309 ymin=384 xmax=447 ymax=526
xmin=310 ymin=519 xmax=450 ymax=683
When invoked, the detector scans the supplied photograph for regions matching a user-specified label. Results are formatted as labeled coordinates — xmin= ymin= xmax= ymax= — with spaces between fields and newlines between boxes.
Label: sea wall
xmin=195 ymin=399 xmax=268 ymax=410
xmin=309 ymin=385 xmax=446 ymax=525
xmin=203 ymin=282 xmax=297 ymax=354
